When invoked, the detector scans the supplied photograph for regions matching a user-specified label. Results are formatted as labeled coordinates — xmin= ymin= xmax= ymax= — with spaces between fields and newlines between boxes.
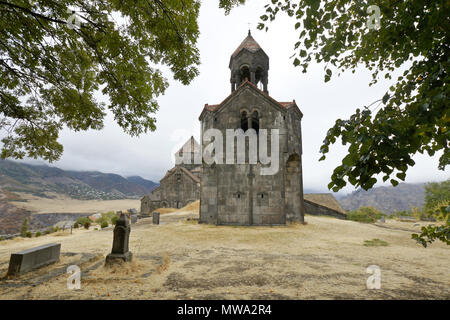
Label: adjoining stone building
xmin=140 ymin=137 xmax=201 ymax=213
xmin=198 ymin=31 xmax=305 ymax=225
xmin=303 ymin=193 xmax=347 ymax=220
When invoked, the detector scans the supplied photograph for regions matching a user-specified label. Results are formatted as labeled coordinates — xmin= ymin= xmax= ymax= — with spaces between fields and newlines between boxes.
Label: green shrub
xmin=76 ymin=217 xmax=92 ymax=226
xmin=100 ymin=221 xmax=108 ymax=229
xmin=347 ymin=207 xmax=385 ymax=223
xmin=97 ymin=212 xmax=116 ymax=227
xmin=364 ymin=239 xmax=389 ymax=247
xmin=426 ymin=200 xmax=450 ymax=222
xmin=25 ymin=231 xmax=32 ymax=238
xmin=391 ymin=210 xmax=413 ymax=218
xmin=35 ymin=231 xmax=42 ymax=237
xmin=0 ymin=236 xmax=4 ymax=241
xmin=83 ymin=221 xmax=91 ymax=229
xmin=111 ymin=215 xmax=118 ymax=225
xmin=73 ymin=222 xmax=79 ymax=228
xmin=103 ymin=211 xmax=117 ymax=220
xmin=45 ymin=229 xmax=52 ymax=235
xmin=52 ymin=226 xmax=59 ymax=233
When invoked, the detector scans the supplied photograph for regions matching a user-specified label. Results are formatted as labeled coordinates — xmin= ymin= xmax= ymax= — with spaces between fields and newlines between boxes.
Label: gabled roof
xmin=179 ymin=166 xmax=200 ymax=183
xmin=199 ymin=79 xmax=303 ymax=120
xmin=160 ymin=165 xmax=200 ymax=184
xmin=304 ymin=193 xmax=345 ymax=214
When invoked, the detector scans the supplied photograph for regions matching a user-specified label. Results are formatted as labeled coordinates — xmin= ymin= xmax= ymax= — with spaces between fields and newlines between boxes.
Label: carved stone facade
xmin=198 ymin=31 xmax=305 ymax=225
xmin=140 ymin=137 xmax=201 ymax=213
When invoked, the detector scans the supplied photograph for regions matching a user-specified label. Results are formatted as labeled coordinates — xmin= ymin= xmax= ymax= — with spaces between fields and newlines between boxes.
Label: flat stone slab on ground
xmin=7 ymin=243 xmax=61 ymax=276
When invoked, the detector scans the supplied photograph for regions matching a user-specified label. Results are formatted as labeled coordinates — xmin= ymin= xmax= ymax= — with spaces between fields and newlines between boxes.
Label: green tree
xmin=20 ymin=217 xmax=28 ymax=237
xmin=0 ymin=0 xmax=201 ymax=161
xmin=221 ymin=0 xmax=448 ymax=245
xmin=412 ymin=179 xmax=449 ymax=247
xmin=424 ymin=179 xmax=450 ymax=212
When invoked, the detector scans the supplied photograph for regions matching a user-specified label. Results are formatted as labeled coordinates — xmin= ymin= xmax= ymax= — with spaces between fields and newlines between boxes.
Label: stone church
xmin=140 ymin=137 xmax=201 ymax=213
xmin=199 ymin=31 xmax=305 ymax=225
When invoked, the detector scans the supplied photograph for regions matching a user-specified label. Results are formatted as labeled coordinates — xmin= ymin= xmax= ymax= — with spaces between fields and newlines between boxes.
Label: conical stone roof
xmin=231 ymin=31 xmax=263 ymax=57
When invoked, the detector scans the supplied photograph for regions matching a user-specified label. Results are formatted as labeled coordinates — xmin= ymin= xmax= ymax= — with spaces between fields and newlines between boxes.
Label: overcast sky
xmin=18 ymin=1 xmax=448 ymax=194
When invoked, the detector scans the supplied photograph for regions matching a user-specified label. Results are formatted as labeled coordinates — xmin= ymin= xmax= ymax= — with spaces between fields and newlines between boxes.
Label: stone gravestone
xmin=105 ymin=212 xmax=132 ymax=265
xmin=153 ymin=212 xmax=160 ymax=225
xmin=130 ymin=215 xmax=138 ymax=224
xmin=8 ymin=243 xmax=61 ymax=276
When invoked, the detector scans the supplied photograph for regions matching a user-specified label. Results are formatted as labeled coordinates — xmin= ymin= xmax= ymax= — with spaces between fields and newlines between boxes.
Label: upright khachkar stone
xmin=105 ymin=212 xmax=132 ymax=265
xmin=153 ymin=212 xmax=160 ymax=225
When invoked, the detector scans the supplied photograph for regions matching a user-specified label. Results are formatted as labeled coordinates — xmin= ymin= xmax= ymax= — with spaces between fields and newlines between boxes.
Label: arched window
xmin=255 ymin=67 xmax=263 ymax=84
xmin=251 ymin=111 xmax=259 ymax=134
xmin=240 ymin=66 xmax=250 ymax=83
xmin=240 ymin=111 xmax=248 ymax=131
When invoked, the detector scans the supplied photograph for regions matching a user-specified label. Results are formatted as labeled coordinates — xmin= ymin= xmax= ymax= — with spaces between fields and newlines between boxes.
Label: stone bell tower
xmin=199 ymin=31 xmax=305 ymax=226
xmin=229 ymin=30 xmax=269 ymax=94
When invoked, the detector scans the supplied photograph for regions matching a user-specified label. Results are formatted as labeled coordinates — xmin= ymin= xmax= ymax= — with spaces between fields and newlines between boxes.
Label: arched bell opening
xmin=240 ymin=111 xmax=248 ymax=131
xmin=251 ymin=110 xmax=259 ymax=134
xmin=240 ymin=66 xmax=250 ymax=84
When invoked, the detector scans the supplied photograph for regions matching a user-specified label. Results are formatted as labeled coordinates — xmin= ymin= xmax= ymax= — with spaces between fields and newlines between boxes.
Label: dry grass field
xmin=0 ymin=202 xmax=448 ymax=300
xmin=12 ymin=192 xmax=140 ymax=214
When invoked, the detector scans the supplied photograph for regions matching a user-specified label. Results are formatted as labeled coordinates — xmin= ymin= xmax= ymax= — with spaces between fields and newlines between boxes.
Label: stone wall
xmin=140 ymin=167 xmax=200 ymax=214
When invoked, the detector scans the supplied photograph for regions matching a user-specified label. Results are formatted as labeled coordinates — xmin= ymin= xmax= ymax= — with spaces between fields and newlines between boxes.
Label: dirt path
xmin=0 ymin=211 xmax=448 ymax=300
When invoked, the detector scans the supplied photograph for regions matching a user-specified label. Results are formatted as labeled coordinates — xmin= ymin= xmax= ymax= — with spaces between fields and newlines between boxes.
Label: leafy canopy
xmin=0 ymin=0 xmax=201 ymax=161
xmin=222 ymin=0 xmax=449 ymax=192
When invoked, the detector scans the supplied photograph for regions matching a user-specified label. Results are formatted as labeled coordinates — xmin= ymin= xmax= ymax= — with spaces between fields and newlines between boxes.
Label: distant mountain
xmin=338 ymin=183 xmax=427 ymax=214
xmin=126 ymin=176 xmax=159 ymax=191
xmin=0 ymin=160 xmax=158 ymax=200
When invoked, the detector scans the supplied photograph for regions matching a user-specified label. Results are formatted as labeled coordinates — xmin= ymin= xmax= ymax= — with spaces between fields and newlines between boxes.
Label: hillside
xmin=0 ymin=160 xmax=158 ymax=200
xmin=338 ymin=183 xmax=427 ymax=214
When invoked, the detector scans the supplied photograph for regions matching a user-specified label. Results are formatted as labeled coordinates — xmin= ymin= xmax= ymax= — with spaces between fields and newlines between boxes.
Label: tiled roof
xmin=204 ymin=104 xmax=219 ymax=112
xmin=279 ymin=102 xmax=296 ymax=109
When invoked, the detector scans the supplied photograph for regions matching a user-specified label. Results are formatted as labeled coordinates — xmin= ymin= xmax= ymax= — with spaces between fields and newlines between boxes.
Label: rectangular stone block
xmin=7 ymin=243 xmax=61 ymax=276
xmin=153 ymin=212 xmax=160 ymax=224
